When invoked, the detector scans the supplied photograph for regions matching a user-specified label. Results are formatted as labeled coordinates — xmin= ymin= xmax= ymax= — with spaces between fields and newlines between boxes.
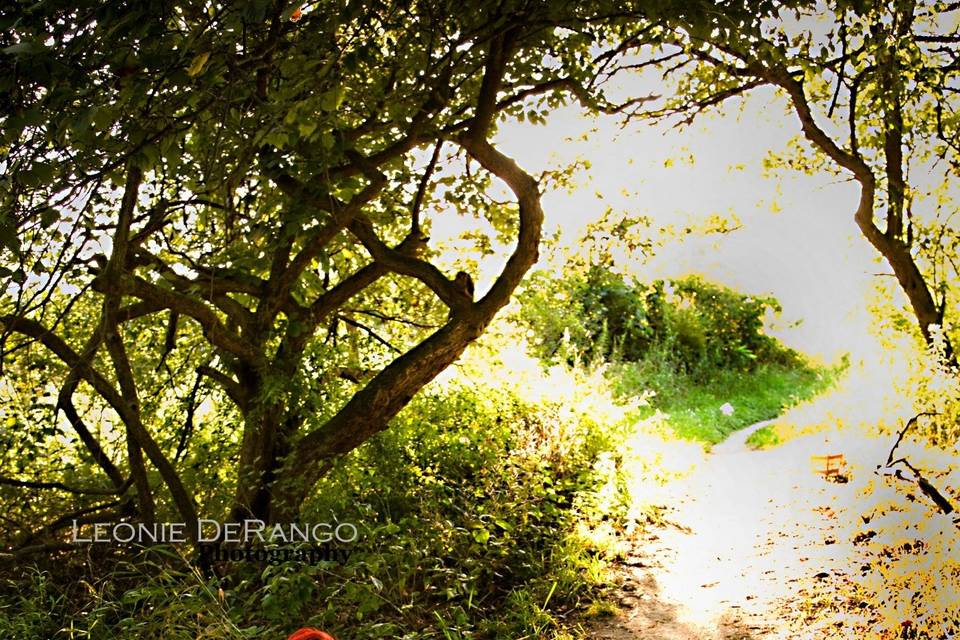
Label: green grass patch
xmin=744 ymin=423 xmax=781 ymax=449
xmin=518 ymin=269 xmax=839 ymax=446
xmin=583 ymin=599 xmax=621 ymax=618
xmin=613 ymin=360 xmax=837 ymax=444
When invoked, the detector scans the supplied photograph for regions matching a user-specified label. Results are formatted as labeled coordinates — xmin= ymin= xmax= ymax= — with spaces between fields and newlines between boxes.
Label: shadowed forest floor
xmin=584 ymin=420 xmax=893 ymax=640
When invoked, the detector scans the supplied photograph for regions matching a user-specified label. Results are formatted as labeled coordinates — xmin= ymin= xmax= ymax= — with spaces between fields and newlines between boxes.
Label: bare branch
xmin=16 ymin=499 xmax=125 ymax=549
xmin=57 ymin=380 xmax=127 ymax=490
xmin=100 ymin=165 xmax=155 ymax=523
xmin=885 ymin=412 xmax=937 ymax=466
xmin=197 ymin=364 xmax=249 ymax=411
xmin=338 ymin=314 xmax=402 ymax=353
xmin=347 ymin=217 xmax=468 ymax=311
xmin=411 ymin=141 xmax=443 ymax=235
xmin=305 ymin=262 xmax=388 ymax=326
xmin=106 ymin=274 xmax=261 ymax=364
xmin=345 ymin=307 xmax=440 ymax=329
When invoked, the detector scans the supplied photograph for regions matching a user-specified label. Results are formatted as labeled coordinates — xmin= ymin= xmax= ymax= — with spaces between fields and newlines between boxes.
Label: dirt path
xmin=584 ymin=420 xmax=888 ymax=639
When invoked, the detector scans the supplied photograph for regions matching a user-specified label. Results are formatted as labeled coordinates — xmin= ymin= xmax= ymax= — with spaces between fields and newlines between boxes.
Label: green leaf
xmin=298 ymin=120 xmax=317 ymax=138
xmin=39 ymin=206 xmax=58 ymax=228
xmin=0 ymin=213 xmax=20 ymax=256
xmin=187 ymin=51 xmax=211 ymax=77
xmin=20 ymin=162 xmax=55 ymax=187
xmin=3 ymin=41 xmax=47 ymax=56
xmin=91 ymin=107 xmax=115 ymax=132
xmin=320 ymin=86 xmax=345 ymax=111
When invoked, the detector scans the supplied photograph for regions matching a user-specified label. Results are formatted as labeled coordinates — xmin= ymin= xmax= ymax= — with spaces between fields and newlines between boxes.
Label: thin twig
xmin=337 ymin=315 xmax=402 ymax=353
xmin=885 ymin=412 xmax=936 ymax=466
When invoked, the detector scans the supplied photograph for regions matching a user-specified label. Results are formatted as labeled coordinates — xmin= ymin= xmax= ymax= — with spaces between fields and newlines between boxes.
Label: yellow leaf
xmin=187 ymin=52 xmax=211 ymax=77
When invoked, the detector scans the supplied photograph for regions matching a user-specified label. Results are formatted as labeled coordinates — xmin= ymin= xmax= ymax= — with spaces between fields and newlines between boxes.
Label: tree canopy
xmin=0 ymin=0 xmax=662 ymax=548
xmin=626 ymin=0 xmax=960 ymax=361
xmin=1 ymin=0 xmax=958 ymax=561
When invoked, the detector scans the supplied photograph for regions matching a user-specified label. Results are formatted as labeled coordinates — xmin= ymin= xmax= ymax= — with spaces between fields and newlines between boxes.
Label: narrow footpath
xmin=586 ymin=420 xmax=888 ymax=639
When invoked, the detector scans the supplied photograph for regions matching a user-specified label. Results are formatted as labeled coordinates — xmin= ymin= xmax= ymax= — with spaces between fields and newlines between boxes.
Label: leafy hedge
xmin=519 ymin=268 xmax=799 ymax=374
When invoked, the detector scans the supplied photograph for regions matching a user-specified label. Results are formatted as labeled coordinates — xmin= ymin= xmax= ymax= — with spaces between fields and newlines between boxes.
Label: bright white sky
xmin=433 ymin=86 xmax=888 ymax=363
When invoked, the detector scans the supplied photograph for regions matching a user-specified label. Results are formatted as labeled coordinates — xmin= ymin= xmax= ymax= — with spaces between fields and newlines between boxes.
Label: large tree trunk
xmin=861 ymin=223 xmax=952 ymax=359
xmin=225 ymin=31 xmax=540 ymax=525
xmin=267 ymin=317 xmax=488 ymax=523
xmin=230 ymin=411 xmax=284 ymax=523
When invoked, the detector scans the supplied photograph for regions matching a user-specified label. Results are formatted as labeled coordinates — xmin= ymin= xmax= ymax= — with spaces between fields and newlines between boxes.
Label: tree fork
xmin=267 ymin=119 xmax=545 ymax=523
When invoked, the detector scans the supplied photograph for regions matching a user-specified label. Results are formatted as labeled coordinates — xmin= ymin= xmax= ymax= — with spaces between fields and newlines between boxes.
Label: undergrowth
xmin=519 ymin=268 xmax=836 ymax=445
xmin=0 ymin=350 xmax=649 ymax=639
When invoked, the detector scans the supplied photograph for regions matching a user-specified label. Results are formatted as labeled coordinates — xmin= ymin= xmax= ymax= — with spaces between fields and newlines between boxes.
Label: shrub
xmin=518 ymin=268 xmax=797 ymax=375
xmin=0 ymin=361 xmax=643 ymax=640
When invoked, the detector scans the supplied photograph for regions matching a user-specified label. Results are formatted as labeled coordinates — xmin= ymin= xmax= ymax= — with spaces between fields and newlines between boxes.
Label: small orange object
xmin=812 ymin=453 xmax=845 ymax=478
xmin=290 ymin=7 xmax=302 ymax=22
xmin=287 ymin=629 xmax=335 ymax=640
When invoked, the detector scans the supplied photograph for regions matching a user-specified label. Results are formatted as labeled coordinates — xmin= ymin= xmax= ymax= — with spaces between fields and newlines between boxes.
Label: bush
xmin=519 ymin=268 xmax=798 ymax=375
xmin=517 ymin=268 xmax=651 ymax=365
xmin=0 ymin=367 xmax=641 ymax=640
xmin=292 ymin=382 xmax=633 ymax=637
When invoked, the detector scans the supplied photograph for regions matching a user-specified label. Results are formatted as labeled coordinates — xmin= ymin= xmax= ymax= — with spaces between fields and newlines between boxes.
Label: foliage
xmin=744 ymin=423 xmax=780 ymax=449
xmin=623 ymin=361 xmax=834 ymax=445
xmin=519 ymin=267 xmax=652 ymax=364
xmin=0 ymin=353 xmax=651 ymax=639
xmin=771 ymin=418 xmax=960 ymax=640
xmin=305 ymin=387 xmax=618 ymax=635
xmin=517 ymin=266 xmax=833 ymax=444
xmin=0 ymin=569 xmax=65 ymax=640
xmin=0 ymin=0 xmax=666 ymax=540
xmin=4 ymin=0 xmax=956 ymax=636
xmin=900 ymin=338 xmax=960 ymax=447
xmin=519 ymin=268 xmax=797 ymax=376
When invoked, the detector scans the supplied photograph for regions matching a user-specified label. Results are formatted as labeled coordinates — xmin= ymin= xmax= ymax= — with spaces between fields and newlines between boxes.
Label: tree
xmin=0 ymin=0 xmax=646 ymax=548
xmin=617 ymin=0 xmax=959 ymax=362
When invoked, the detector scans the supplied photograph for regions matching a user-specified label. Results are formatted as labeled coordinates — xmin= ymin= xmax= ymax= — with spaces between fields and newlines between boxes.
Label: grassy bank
xmin=519 ymin=270 xmax=839 ymax=446
xmin=613 ymin=360 xmax=839 ymax=445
